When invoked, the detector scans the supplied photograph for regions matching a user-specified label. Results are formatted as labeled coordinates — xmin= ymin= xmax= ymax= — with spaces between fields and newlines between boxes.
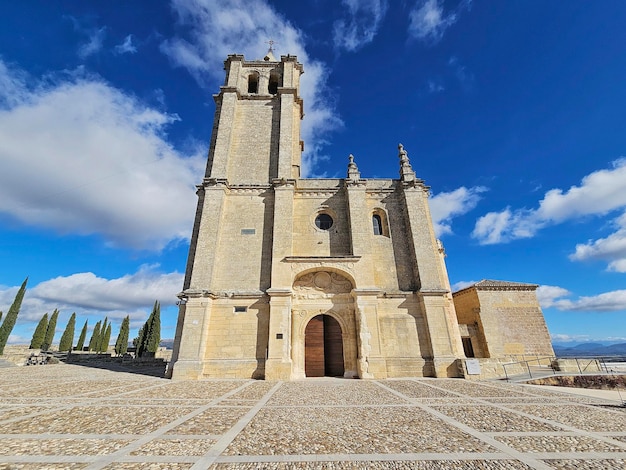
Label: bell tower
xmin=169 ymin=51 xmax=305 ymax=380
xmin=205 ymin=52 xmax=304 ymax=185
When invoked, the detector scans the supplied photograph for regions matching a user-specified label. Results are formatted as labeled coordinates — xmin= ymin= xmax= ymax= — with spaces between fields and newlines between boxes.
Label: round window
xmin=315 ymin=213 xmax=333 ymax=230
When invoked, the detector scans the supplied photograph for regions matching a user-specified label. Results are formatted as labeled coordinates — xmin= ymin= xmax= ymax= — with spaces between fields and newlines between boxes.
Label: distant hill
xmin=553 ymin=342 xmax=626 ymax=357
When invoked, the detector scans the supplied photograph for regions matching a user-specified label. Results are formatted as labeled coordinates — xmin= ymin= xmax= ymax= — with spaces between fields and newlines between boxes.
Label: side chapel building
xmin=168 ymin=51 xmax=553 ymax=381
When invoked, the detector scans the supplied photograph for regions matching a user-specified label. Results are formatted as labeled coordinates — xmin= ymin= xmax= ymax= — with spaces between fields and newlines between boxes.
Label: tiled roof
xmin=453 ymin=279 xmax=538 ymax=295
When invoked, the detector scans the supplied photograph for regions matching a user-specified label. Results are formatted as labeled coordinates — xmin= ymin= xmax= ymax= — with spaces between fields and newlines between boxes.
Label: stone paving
xmin=0 ymin=365 xmax=624 ymax=469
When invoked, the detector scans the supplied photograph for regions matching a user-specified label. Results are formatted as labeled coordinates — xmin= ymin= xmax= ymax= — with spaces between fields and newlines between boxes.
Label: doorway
xmin=304 ymin=315 xmax=344 ymax=377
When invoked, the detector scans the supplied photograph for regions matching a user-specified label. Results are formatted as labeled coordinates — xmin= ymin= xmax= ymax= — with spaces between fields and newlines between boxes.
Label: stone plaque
xmin=465 ymin=359 xmax=481 ymax=375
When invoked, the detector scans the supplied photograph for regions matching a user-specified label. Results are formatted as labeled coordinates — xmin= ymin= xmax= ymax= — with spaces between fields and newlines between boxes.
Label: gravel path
xmin=0 ymin=365 xmax=624 ymax=469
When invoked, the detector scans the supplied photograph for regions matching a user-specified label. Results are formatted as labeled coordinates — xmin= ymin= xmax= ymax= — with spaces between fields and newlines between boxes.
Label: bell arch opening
xmin=304 ymin=314 xmax=345 ymax=377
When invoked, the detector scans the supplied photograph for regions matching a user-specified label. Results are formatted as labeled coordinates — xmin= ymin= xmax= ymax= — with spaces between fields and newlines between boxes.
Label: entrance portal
xmin=304 ymin=315 xmax=345 ymax=377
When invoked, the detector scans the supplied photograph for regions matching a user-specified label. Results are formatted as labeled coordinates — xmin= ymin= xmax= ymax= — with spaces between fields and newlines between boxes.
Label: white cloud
xmin=472 ymin=159 xmax=626 ymax=252
xmin=161 ymin=0 xmax=342 ymax=176
xmin=115 ymin=35 xmax=138 ymax=54
xmin=333 ymin=0 xmax=388 ymax=52
xmin=78 ymin=26 xmax=106 ymax=59
xmin=537 ymin=284 xmax=626 ymax=312
xmin=0 ymin=60 xmax=204 ymax=250
xmin=429 ymin=186 xmax=487 ymax=236
xmin=427 ymin=80 xmax=444 ymax=93
xmin=550 ymin=333 xmax=590 ymax=343
xmin=408 ymin=0 xmax=470 ymax=43
xmin=0 ymin=266 xmax=183 ymax=329
xmin=570 ymin=211 xmax=626 ymax=272
xmin=451 ymin=280 xmax=477 ymax=292
xmin=536 ymin=285 xmax=571 ymax=309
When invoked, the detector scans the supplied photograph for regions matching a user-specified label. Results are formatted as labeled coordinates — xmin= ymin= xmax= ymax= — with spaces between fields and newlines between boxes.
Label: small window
xmin=247 ymin=72 xmax=259 ymax=94
xmin=241 ymin=228 xmax=256 ymax=235
xmin=315 ymin=213 xmax=333 ymax=230
xmin=372 ymin=214 xmax=383 ymax=235
xmin=234 ymin=306 xmax=247 ymax=313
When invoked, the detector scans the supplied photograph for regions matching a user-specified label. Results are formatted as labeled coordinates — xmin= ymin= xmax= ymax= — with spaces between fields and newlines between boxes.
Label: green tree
xmin=41 ymin=308 xmax=59 ymax=351
xmin=58 ymin=313 xmax=76 ymax=352
xmin=145 ymin=301 xmax=161 ymax=355
xmin=30 ymin=313 xmax=49 ymax=349
xmin=0 ymin=311 xmax=3 ymax=323
xmin=100 ymin=322 xmax=112 ymax=353
xmin=115 ymin=316 xmax=130 ymax=355
xmin=138 ymin=301 xmax=161 ymax=357
xmin=76 ymin=320 xmax=88 ymax=351
xmin=96 ymin=317 xmax=108 ymax=352
xmin=88 ymin=320 xmax=101 ymax=352
xmin=132 ymin=325 xmax=143 ymax=348
xmin=0 ymin=278 xmax=28 ymax=355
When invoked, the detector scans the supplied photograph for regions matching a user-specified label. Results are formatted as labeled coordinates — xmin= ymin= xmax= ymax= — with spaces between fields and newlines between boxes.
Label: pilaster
xmin=208 ymin=88 xmax=239 ymax=179
xmin=265 ymin=288 xmax=293 ymax=380
xmin=169 ymin=294 xmax=214 ymax=380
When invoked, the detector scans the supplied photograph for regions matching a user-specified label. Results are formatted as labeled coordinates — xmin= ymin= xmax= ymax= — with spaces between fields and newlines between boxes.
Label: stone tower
xmin=168 ymin=51 xmax=552 ymax=381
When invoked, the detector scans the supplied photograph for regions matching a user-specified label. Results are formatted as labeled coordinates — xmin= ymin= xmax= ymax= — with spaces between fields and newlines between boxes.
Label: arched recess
xmin=291 ymin=270 xmax=358 ymax=379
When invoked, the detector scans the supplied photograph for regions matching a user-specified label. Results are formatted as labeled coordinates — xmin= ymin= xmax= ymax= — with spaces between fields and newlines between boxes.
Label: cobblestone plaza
xmin=0 ymin=364 xmax=624 ymax=469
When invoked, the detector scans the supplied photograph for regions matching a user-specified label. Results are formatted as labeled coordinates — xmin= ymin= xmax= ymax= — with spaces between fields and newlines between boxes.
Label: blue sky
xmin=1 ymin=1 xmax=625 ymax=346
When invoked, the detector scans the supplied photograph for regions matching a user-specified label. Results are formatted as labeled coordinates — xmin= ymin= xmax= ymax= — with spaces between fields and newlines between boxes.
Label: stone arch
xmin=290 ymin=270 xmax=358 ymax=379
xmin=292 ymin=266 xmax=356 ymax=290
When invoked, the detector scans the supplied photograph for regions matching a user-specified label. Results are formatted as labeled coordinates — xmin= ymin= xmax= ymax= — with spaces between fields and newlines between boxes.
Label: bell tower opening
xmin=304 ymin=314 xmax=345 ymax=377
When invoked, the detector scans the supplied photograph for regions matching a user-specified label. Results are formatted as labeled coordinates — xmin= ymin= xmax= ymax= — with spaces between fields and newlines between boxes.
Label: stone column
xmin=352 ymin=288 xmax=385 ymax=378
xmin=265 ymin=289 xmax=293 ymax=380
xmin=170 ymin=294 xmax=213 ymax=380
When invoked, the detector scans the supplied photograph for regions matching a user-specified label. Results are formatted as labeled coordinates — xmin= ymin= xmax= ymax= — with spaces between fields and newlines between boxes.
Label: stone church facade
xmin=168 ymin=52 xmax=553 ymax=381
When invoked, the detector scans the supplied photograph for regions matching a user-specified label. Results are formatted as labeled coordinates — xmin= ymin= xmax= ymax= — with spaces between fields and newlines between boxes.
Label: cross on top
xmin=266 ymin=39 xmax=276 ymax=52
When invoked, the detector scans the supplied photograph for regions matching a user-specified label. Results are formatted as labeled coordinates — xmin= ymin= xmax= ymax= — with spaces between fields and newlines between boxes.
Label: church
xmin=168 ymin=51 xmax=554 ymax=381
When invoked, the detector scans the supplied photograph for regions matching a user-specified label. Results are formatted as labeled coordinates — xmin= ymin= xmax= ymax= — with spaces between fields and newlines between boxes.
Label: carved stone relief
xmin=292 ymin=271 xmax=353 ymax=299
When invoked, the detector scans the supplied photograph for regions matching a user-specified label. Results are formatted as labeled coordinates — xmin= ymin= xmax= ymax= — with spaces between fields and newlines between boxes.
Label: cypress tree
xmin=88 ymin=321 xmax=101 ymax=351
xmin=136 ymin=311 xmax=151 ymax=358
xmin=58 ymin=313 xmax=76 ymax=352
xmin=115 ymin=316 xmax=130 ymax=355
xmin=96 ymin=317 xmax=108 ymax=352
xmin=0 ymin=311 xmax=3 ymax=323
xmin=30 ymin=313 xmax=49 ymax=349
xmin=41 ymin=308 xmax=59 ymax=351
xmin=145 ymin=301 xmax=161 ymax=355
xmin=76 ymin=320 xmax=88 ymax=351
xmin=100 ymin=322 xmax=111 ymax=353
xmin=0 ymin=278 xmax=28 ymax=355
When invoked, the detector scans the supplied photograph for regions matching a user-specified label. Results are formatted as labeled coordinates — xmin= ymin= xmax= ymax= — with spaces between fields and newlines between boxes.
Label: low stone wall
xmin=461 ymin=358 xmax=527 ymax=380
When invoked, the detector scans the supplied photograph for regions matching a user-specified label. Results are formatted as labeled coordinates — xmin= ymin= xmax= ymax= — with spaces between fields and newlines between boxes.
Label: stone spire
xmin=398 ymin=143 xmax=415 ymax=183
xmin=346 ymin=154 xmax=361 ymax=183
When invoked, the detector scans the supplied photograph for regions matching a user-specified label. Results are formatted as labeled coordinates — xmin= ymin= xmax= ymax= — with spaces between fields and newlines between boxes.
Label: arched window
xmin=372 ymin=214 xmax=383 ymax=235
xmin=268 ymin=71 xmax=280 ymax=94
xmin=248 ymin=72 xmax=259 ymax=94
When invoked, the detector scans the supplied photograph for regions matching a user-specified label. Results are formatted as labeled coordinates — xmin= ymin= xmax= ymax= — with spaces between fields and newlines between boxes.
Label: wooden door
xmin=305 ymin=315 xmax=325 ymax=377
xmin=305 ymin=315 xmax=344 ymax=377
xmin=324 ymin=315 xmax=344 ymax=377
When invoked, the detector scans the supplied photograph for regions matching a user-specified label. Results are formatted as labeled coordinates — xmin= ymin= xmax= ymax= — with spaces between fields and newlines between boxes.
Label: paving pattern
xmin=0 ymin=365 xmax=624 ymax=469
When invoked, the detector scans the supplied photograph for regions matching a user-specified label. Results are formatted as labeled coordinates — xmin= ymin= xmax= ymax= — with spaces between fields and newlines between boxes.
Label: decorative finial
xmin=398 ymin=143 xmax=415 ymax=182
xmin=266 ymin=39 xmax=276 ymax=52
xmin=347 ymin=153 xmax=361 ymax=182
